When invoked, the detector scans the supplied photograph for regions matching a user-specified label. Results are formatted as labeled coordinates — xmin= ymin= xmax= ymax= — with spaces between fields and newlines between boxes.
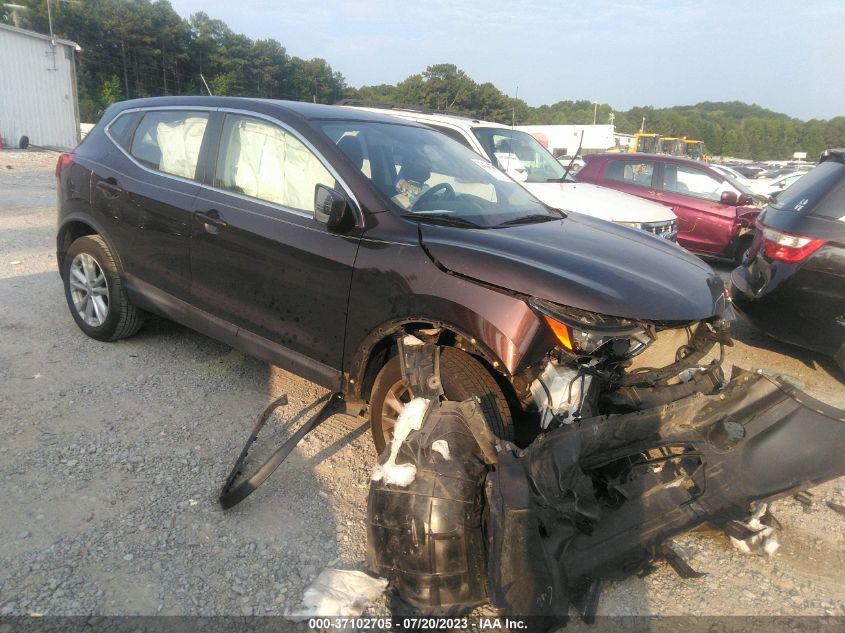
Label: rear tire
xmin=369 ymin=346 xmax=514 ymax=454
xmin=733 ymin=234 xmax=753 ymax=265
xmin=62 ymin=235 xmax=143 ymax=341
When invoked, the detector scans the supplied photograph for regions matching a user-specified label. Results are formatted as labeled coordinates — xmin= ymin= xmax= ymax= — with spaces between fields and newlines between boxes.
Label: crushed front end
xmin=513 ymin=297 xmax=734 ymax=432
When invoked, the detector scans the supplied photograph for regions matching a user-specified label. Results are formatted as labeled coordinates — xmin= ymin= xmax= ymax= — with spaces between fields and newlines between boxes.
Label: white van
xmin=341 ymin=104 xmax=678 ymax=240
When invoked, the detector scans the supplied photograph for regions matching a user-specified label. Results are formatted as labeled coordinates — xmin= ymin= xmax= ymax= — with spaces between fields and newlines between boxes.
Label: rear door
xmin=599 ymin=157 xmax=661 ymax=201
xmin=657 ymin=162 xmax=737 ymax=255
xmin=93 ymin=108 xmax=211 ymax=303
xmin=189 ymin=112 xmax=362 ymax=381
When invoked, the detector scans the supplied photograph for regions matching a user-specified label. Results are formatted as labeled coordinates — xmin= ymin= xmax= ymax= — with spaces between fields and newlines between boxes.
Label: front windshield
xmin=314 ymin=120 xmax=558 ymax=227
xmin=471 ymin=128 xmax=573 ymax=184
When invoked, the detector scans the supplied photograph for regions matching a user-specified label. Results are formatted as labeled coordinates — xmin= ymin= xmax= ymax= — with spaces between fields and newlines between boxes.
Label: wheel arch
xmin=57 ymin=216 xmax=123 ymax=278
xmin=345 ymin=316 xmax=519 ymax=408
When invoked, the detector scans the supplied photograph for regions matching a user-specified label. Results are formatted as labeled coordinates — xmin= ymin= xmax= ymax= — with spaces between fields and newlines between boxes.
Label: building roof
xmin=0 ymin=22 xmax=80 ymax=50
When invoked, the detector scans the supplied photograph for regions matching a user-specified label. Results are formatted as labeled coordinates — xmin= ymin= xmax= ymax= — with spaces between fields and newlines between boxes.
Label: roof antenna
xmin=200 ymin=73 xmax=213 ymax=96
xmin=563 ymin=130 xmax=584 ymax=180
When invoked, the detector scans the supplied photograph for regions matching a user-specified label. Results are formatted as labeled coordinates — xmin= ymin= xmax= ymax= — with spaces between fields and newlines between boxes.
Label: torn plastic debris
xmin=218 ymin=391 xmax=347 ymax=509
xmin=288 ymin=568 xmax=388 ymax=618
xmin=371 ymin=397 xmax=431 ymax=487
xmin=726 ymin=502 xmax=781 ymax=555
xmin=366 ymin=367 xmax=845 ymax=619
xmin=367 ymin=398 xmax=499 ymax=614
xmin=488 ymin=369 xmax=845 ymax=618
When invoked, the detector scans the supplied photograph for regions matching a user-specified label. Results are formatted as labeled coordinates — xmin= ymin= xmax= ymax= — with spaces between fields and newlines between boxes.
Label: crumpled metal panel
xmin=486 ymin=370 xmax=845 ymax=617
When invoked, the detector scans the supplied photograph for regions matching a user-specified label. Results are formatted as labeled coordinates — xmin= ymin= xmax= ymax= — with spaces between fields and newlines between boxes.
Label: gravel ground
xmin=1 ymin=151 xmax=843 ymax=621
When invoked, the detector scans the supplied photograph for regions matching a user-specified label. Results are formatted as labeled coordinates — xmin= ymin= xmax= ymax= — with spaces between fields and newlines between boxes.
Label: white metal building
xmin=0 ymin=23 xmax=80 ymax=149
xmin=515 ymin=124 xmax=618 ymax=157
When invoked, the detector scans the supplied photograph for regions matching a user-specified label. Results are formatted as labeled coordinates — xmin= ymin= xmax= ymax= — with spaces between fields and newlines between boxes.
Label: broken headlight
xmin=529 ymin=297 xmax=654 ymax=358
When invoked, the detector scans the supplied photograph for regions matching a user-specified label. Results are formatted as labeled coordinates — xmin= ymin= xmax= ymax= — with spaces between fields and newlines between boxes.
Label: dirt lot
xmin=1 ymin=150 xmax=843 ymax=621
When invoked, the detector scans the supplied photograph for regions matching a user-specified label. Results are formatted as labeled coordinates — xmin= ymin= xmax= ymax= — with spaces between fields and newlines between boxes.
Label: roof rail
xmin=335 ymin=99 xmax=481 ymax=122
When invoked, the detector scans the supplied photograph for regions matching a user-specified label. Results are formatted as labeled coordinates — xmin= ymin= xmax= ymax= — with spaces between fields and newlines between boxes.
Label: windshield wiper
xmin=401 ymin=212 xmax=484 ymax=229
xmin=496 ymin=214 xmax=562 ymax=227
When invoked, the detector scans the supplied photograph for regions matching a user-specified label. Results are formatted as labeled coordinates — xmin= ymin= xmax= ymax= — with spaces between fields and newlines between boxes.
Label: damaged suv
xmin=58 ymin=97 xmax=731 ymax=450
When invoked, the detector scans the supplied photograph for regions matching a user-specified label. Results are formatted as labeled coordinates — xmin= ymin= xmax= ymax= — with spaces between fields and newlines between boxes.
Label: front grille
xmin=642 ymin=219 xmax=678 ymax=241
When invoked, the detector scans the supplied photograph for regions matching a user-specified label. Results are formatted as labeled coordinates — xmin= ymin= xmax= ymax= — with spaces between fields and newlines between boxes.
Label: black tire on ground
xmin=62 ymin=235 xmax=143 ymax=341
xmin=733 ymin=234 xmax=753 ymax=265
xmin=369 ymin=346 xmax=514 ymax=454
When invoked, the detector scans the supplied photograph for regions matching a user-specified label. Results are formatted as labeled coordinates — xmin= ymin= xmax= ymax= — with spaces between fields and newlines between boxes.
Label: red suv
xmin=577 ymin=153 xmax=762 ymax=262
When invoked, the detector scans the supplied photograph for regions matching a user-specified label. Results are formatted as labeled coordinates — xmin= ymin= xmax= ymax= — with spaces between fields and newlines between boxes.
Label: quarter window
xmin=107 ymin=112 xmax=139 ymax=150
xmin=605 ymin=160 xmax=655 ymax=188
xmin=129 ymin=111 xmax=208 ymax=179
xmin=215 ymin=115 xmax=335 ymax=213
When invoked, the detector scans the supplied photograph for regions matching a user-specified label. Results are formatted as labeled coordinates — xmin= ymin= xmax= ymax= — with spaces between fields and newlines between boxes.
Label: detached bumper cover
xmin=487 ymin=369 xmax=845 ymax=616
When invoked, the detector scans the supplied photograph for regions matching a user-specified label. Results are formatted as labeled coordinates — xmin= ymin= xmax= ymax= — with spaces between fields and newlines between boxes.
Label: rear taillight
xmin=761 ymin=226 xmax=826 ymax=263
xmin=55 ymin=153 xmax=73 ymax=178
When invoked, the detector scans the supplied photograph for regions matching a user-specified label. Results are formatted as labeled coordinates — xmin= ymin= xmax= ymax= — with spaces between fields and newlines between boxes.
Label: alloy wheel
xmin=379 ymin=379 xmax=412 ymax=448
xmin=69 ymin=253 xmax=110 ymax=327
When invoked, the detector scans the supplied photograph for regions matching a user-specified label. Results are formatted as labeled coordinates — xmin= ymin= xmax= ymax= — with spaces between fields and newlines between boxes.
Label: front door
xmin=190 ymin=113 xmax=361 ymax=378
xmin=658 ymin=162 xmax=736 ymax=255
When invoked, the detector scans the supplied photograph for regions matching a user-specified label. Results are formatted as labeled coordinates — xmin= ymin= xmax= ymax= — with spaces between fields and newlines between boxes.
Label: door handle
xmin=95 ymin=177 xmax=122 ymax=198
xmin=195 ymin=209 xmax=228 ymax=234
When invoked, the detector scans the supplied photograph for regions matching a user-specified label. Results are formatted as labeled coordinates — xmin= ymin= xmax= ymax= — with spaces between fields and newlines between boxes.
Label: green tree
xmin=99 ymin=74 xmax=124 ymax=115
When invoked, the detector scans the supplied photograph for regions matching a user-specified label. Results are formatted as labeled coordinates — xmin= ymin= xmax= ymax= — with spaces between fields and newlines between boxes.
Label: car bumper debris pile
xmin=366 ymin=348 xmax=845 ymax=620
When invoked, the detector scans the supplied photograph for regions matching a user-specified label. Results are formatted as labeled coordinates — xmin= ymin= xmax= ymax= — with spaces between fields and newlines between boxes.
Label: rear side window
xmin=214 ymin=114 xmax=336 ymax=213
xmin=772 ymin=162 xmax=845 ymax=220
xmin=107 ymin=112 xmax=139 ymax=150
xmin=129 ymin=111 xmax=209 ymax=180
xmin=605 ymin=160 xmax=655 ymax=188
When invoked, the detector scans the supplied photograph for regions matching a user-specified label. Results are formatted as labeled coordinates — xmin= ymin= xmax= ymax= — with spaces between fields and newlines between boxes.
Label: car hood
xmin=521 ymin=181 xmax=676 ymax=224
xmin=419 ymin=214 xmax=727 ymax=321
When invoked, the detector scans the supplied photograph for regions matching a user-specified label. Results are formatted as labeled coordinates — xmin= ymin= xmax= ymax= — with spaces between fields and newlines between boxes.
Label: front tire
xmin=369 ymin=346 xmax=514 ymax=454
xmin=62 ymin=235 xmax=143 ymax=341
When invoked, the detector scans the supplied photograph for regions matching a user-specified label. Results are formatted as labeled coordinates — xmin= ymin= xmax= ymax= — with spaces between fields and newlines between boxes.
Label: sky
xmin=167 ymin=0 xmax=845 ymax=121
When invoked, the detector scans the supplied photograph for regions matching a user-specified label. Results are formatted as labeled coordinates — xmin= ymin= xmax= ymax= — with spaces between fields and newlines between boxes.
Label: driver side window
xmin=664 ymin=164 xmax=726 ymax=201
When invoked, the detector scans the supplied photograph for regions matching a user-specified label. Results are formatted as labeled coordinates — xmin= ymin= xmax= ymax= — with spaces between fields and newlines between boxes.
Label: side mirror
xmin=720 ymin=191 xmax=739 ymax=206
xmin=315 ymin=184 xmax=354 ymax=231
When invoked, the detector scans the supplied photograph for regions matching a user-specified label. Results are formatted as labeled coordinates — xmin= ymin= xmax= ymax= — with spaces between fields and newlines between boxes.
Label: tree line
xmin=347 ymin=67 xmax=845 ymax=161
xmin=3 ymin=0 xmax=842 ymax=160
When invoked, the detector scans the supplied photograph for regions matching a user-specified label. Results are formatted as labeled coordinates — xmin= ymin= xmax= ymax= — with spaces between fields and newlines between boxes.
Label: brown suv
xmin=57 ymin=96 xmax=731 ymax=451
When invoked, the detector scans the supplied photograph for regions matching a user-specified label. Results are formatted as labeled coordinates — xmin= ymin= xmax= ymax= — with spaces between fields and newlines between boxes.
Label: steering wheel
xmin=411 ymin=182 xmax=455 ymax=211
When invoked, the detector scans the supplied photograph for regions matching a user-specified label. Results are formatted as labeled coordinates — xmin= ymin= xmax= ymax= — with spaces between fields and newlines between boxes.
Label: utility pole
xmin=592 ymin=101 xmax=598 ymax=125
xmin=45 ymin=0 xmax=53 ymax=43
xmin=120 ymin=38 xmax=129 ymax=98
xmin=162 ymin=38 xmax=166 ymax=95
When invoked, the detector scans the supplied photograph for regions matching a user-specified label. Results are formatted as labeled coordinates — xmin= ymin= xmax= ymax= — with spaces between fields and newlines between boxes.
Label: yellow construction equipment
xmin=630 ymin=132 xmax=662 ymax=154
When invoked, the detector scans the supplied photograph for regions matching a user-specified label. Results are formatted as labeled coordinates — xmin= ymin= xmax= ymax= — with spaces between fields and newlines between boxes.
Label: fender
xmin=344 ymin=305 xmax=554 ymax=402
xmin=56 ymin=212 xmax=126 ymax=278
